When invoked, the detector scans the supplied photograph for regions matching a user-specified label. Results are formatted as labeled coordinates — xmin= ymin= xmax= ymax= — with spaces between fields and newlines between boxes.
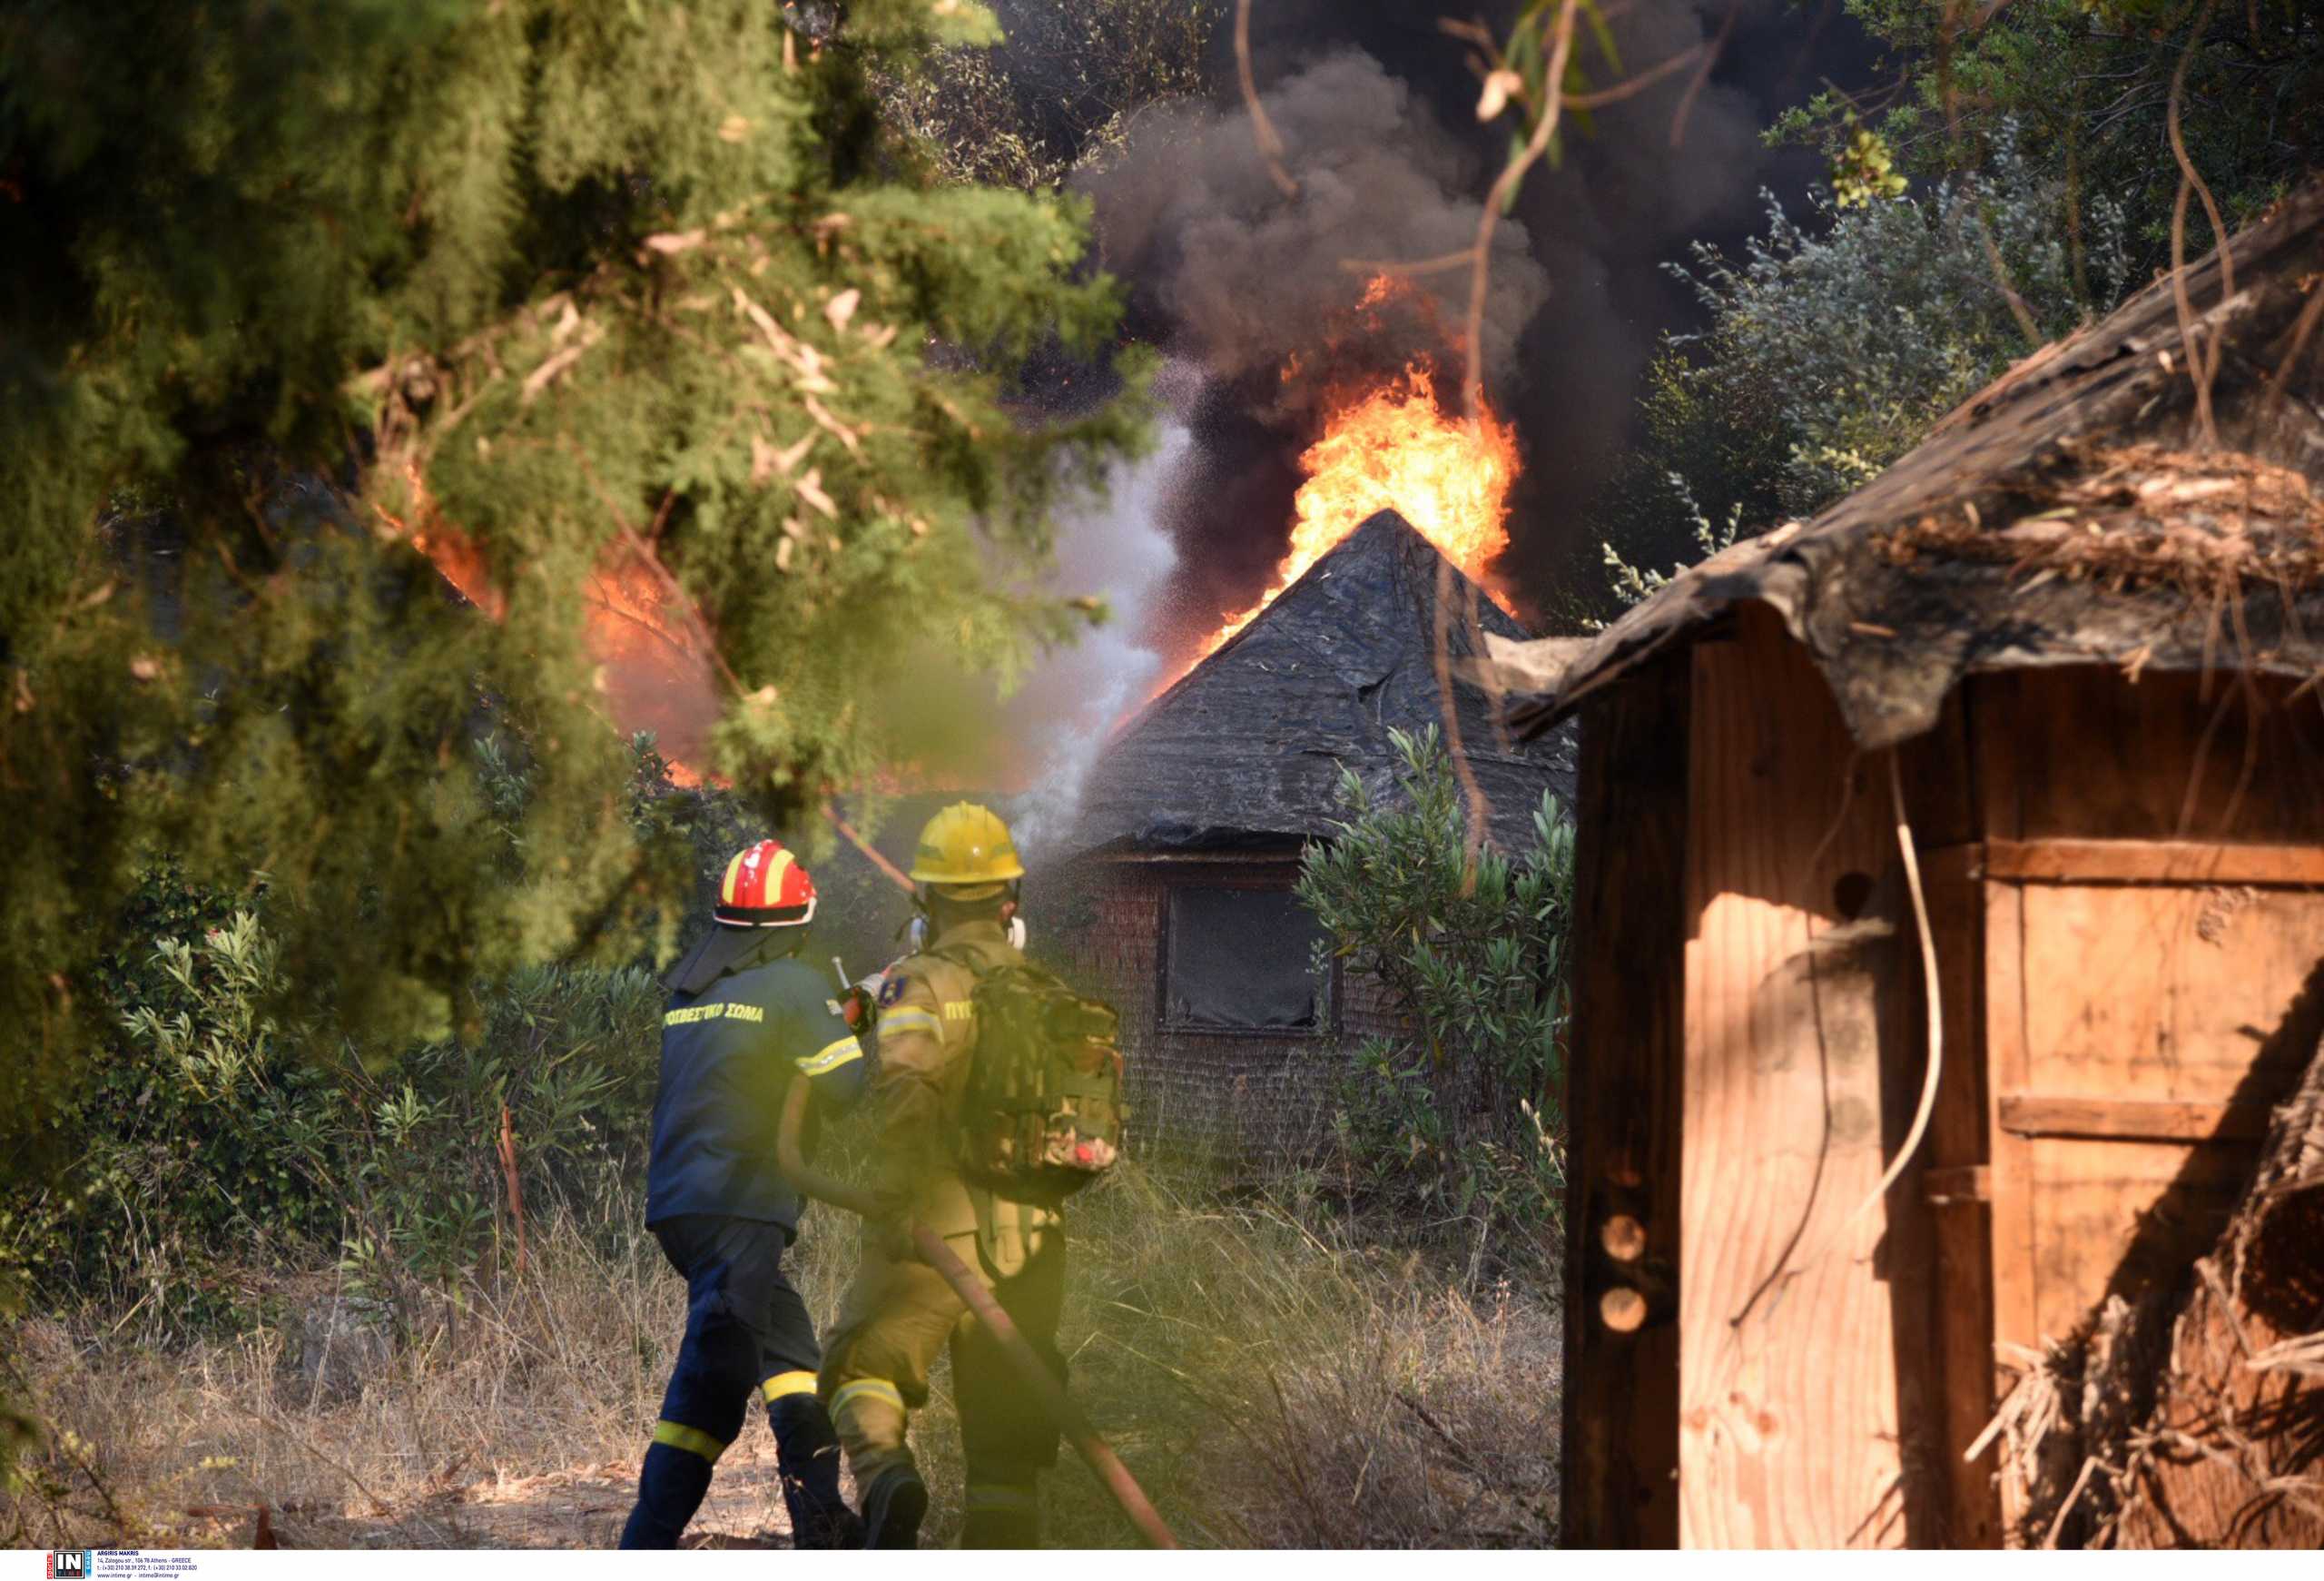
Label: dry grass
xmin=3 ymin=1163 xmax=1561 ymax=1549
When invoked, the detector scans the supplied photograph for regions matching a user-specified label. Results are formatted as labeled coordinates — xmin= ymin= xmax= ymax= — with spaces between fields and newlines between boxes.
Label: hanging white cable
xmin=1850 ymin=749 xmax=1943 ymax=1230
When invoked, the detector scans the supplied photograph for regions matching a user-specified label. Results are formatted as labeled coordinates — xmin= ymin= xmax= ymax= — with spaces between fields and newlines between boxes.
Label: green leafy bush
xmin=1775 ymin=1 xmax=2319 ymax=276
xmin=4 ymin=900 xmax=664 ymax=1337
xmin=1590 ymin=130 xmax=2130 ymax=614
xmin=1295 ymin=728 xmax=1571 ymax=1255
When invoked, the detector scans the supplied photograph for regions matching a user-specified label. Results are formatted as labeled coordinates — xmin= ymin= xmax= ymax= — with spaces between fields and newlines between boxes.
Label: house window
xmin=1163 ymin=884 xmax=1331 ymax=1033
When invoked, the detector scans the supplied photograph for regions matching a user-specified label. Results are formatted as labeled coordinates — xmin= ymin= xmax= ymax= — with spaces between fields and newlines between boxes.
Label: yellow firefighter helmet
xmin=908 ymin=802 xmax=1025 ymax=895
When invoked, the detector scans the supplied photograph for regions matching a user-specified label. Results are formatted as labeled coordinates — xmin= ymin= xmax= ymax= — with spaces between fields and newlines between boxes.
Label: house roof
xmin=1063 ymin=510 xmax=1579 ymax=858
xmin=1486 ymin=176 xmax=2324 ymax=751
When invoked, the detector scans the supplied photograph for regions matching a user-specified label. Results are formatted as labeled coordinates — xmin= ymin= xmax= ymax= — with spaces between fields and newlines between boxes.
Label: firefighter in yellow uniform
xmin=818 ymin=803 xmax=1066 ymax=1548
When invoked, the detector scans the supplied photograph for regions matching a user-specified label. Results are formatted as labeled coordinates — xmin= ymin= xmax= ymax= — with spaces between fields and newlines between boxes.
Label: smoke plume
xmin=1084 ymin=50 xmax=1550 ymax=428
xmin=1004 ymin=403 xmax=1191 ymax=858
xmin=1078 ymin=1 xmax=1867 ymax=637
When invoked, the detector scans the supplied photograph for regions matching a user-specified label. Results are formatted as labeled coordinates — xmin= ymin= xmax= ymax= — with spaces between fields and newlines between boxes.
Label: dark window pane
xmin=1166 ymin=886 xmax=1328 ymax=1031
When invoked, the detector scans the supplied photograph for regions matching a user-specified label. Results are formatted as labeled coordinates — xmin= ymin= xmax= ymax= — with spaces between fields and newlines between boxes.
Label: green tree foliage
xmin=1574 ymin=2 xmax=2319 ymax=624
xmin=873 ymin=0 xmax=1219 ymax=190
xmin=0 ymin=2 xmax=1147 ymax=1164
xmin=1295 ymin=728 xmax=1571 ymax=1243
xmin=1777 ymin=1 xmax=2322 ymax=275
xmin=1591 ymin=136 xmax=2129 ymax=612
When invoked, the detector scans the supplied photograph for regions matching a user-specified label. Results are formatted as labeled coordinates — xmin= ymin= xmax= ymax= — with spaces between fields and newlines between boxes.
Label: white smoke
xmin=1006 ymin=400 xmax=1193 ymax=858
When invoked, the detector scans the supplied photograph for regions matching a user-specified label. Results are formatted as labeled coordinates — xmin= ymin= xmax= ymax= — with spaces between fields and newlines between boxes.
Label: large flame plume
xmin=1164 ymin=277 xmax=1521 ymax=690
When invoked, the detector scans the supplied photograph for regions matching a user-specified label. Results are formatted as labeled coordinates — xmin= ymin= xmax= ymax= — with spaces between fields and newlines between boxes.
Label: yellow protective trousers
xmin=818 ymin=1218 xmax=1067 ymax=1497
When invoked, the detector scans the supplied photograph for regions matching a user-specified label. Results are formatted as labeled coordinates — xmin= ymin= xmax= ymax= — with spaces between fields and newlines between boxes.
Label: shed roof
xmin=1064 ymin=509 xmax=1579 ymax=857
xmin=1488 ymin=177 xmax=2324 ymax=750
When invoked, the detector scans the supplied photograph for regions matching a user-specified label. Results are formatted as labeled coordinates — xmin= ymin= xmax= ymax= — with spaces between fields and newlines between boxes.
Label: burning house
xmin=1036 ymin=508 xmax=1578 ymax=1155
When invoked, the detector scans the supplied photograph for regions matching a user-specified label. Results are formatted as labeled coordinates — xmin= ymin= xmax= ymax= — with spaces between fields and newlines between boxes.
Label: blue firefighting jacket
xmin=645 ymin=948 xmax=871 ymax=1230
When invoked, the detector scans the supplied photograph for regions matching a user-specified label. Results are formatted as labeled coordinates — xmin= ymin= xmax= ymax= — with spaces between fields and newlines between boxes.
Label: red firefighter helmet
xmin=714 ymin=839 xmax=818 ymax=928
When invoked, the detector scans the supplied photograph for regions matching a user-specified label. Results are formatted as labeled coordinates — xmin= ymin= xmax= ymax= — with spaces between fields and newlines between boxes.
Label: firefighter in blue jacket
xmin=619 ymin=838 xmax=872 ymax=1549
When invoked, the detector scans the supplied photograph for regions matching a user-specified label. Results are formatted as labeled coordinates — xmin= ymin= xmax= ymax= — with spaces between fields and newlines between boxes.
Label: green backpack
xmin=948 ymin=957 xmax=1125 ymax=1205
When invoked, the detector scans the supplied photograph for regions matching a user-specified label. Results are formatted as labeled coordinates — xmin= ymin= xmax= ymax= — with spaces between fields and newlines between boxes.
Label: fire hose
xmin=774 ymin=1082 xmax=1181 ymax=1550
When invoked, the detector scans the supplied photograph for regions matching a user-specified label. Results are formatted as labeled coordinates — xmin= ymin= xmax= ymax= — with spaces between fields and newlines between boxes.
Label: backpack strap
xmin=926 ymin=942 xmax=988 ymax=975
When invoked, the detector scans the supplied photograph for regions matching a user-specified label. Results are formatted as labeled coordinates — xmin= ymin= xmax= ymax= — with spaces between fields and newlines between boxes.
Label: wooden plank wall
xmin=1969 ymin=667 xmax=2324 ymax=1541
xmin=1677 ymin=606 xmax=1915 ymax=1547
xmin=1560 ymin=650 xmax=1689 ymax=1547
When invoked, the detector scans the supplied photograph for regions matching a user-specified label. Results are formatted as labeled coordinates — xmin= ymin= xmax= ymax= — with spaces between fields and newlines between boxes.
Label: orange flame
xmin=579 ymin=550 xmax=719 ymax=783
xmin=1171 ymin=355 xmax=1520 ymax=687
xmin=381 ymin=464 xmax=719 ymax=782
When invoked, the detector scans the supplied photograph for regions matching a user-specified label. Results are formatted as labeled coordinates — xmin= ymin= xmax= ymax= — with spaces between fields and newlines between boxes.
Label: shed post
xmin=1560 ymin=650 xmax=1689 ymax=1546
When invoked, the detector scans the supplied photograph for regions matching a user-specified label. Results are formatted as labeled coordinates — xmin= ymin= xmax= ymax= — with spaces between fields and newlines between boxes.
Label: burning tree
xmin=0 ymin=2 xmax=1147 ymax=1161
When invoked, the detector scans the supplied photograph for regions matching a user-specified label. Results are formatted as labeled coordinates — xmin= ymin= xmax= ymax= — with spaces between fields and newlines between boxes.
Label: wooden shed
xmin=1483 ymin=182 xmax=2324 ymax=1546
xmin=1039 ymin=509 xmax=1577 ymax=1156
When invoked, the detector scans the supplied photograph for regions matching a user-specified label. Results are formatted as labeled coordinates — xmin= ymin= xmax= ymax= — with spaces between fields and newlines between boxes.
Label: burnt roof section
xmin=1495 ymin=176 xmax=2324 ymax=751
xmin=1066 ymin=510 xmax=1579 ymax=857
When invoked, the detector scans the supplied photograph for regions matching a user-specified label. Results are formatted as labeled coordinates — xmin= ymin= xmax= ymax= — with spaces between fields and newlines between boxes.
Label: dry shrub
xmin=5 ymin=1161 xmax=1561 ymax=1549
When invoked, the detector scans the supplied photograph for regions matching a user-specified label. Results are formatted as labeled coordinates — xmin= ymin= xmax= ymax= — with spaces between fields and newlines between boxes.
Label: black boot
xmin=860 ymin=1465 xmax=929 ymax=1549
xmin=619 ymin=1440 xmax=716 ymax=1548
xmin=767 ymin=1394 xmax=861 ymax=1549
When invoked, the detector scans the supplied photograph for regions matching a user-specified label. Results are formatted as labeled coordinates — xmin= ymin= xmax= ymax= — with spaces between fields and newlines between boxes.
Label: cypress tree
xmin=0 ymin=1 xmax=1148 ymax=1159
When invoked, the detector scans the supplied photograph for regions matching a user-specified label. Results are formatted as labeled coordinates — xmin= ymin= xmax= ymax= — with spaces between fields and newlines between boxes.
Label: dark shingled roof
xmin=1064 ymin=510 xmax=1579 ymax=857
xmin=1487 ymin=177 xmax=2324 ymax=751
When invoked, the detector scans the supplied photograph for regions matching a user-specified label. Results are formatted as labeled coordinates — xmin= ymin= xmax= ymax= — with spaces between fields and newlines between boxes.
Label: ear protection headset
xmin=906 ymin=888 xmax=1027 ymax=953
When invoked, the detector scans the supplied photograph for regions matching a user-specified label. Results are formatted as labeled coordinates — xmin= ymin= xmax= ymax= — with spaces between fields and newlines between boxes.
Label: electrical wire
xmin=1849 ymin=749 xmax=1943 ymax=1230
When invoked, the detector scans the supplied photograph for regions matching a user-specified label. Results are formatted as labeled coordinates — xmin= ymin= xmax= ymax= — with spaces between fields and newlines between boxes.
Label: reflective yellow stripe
xmin=794 ymin=1035 xmax=862 ymax=1077
xmin=877 ymin=1009 xmax=941 ymax=1040
xmin=762 ymin=1370 xmax=819 ymax=1404
xmin=724 ymin=845 xmax=796 ymax=907
xmin=829 ymin=1378 xmax=905 ymax=1419
xmin=652 ymin=1418 xmax=728 ymax=1463
xmin=965 ymin=1482 xmax=1039 ymax=1513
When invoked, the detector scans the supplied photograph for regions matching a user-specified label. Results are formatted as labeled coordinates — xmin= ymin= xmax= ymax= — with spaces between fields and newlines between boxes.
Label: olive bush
xmin=1295 ymin=728 xmax=1572 ymax=1252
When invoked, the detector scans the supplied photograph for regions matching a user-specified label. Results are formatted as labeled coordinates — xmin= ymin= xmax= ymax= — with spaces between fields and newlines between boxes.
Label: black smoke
xmin=1079 ymin=1 xmax=1875 ymax=641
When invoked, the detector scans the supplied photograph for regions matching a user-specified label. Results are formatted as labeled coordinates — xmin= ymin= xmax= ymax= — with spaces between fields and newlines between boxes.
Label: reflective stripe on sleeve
xmin=875 ymin=1009 xmax=942 ymax=1041
xmin=651 ymin=1418 xmax=728 ymax=1463
xmin=829 ymin=1378 xmax=906 ymax=1419
xmin=794 ymin=1035 xmax=863 ymax=1077
xmin=762 ymin=1370 xmax=820 ymax=1404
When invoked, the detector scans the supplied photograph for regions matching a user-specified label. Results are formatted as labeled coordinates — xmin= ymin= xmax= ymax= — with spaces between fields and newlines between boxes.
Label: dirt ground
xmin=178 ymin=1438 xmax=809 ymax=1550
